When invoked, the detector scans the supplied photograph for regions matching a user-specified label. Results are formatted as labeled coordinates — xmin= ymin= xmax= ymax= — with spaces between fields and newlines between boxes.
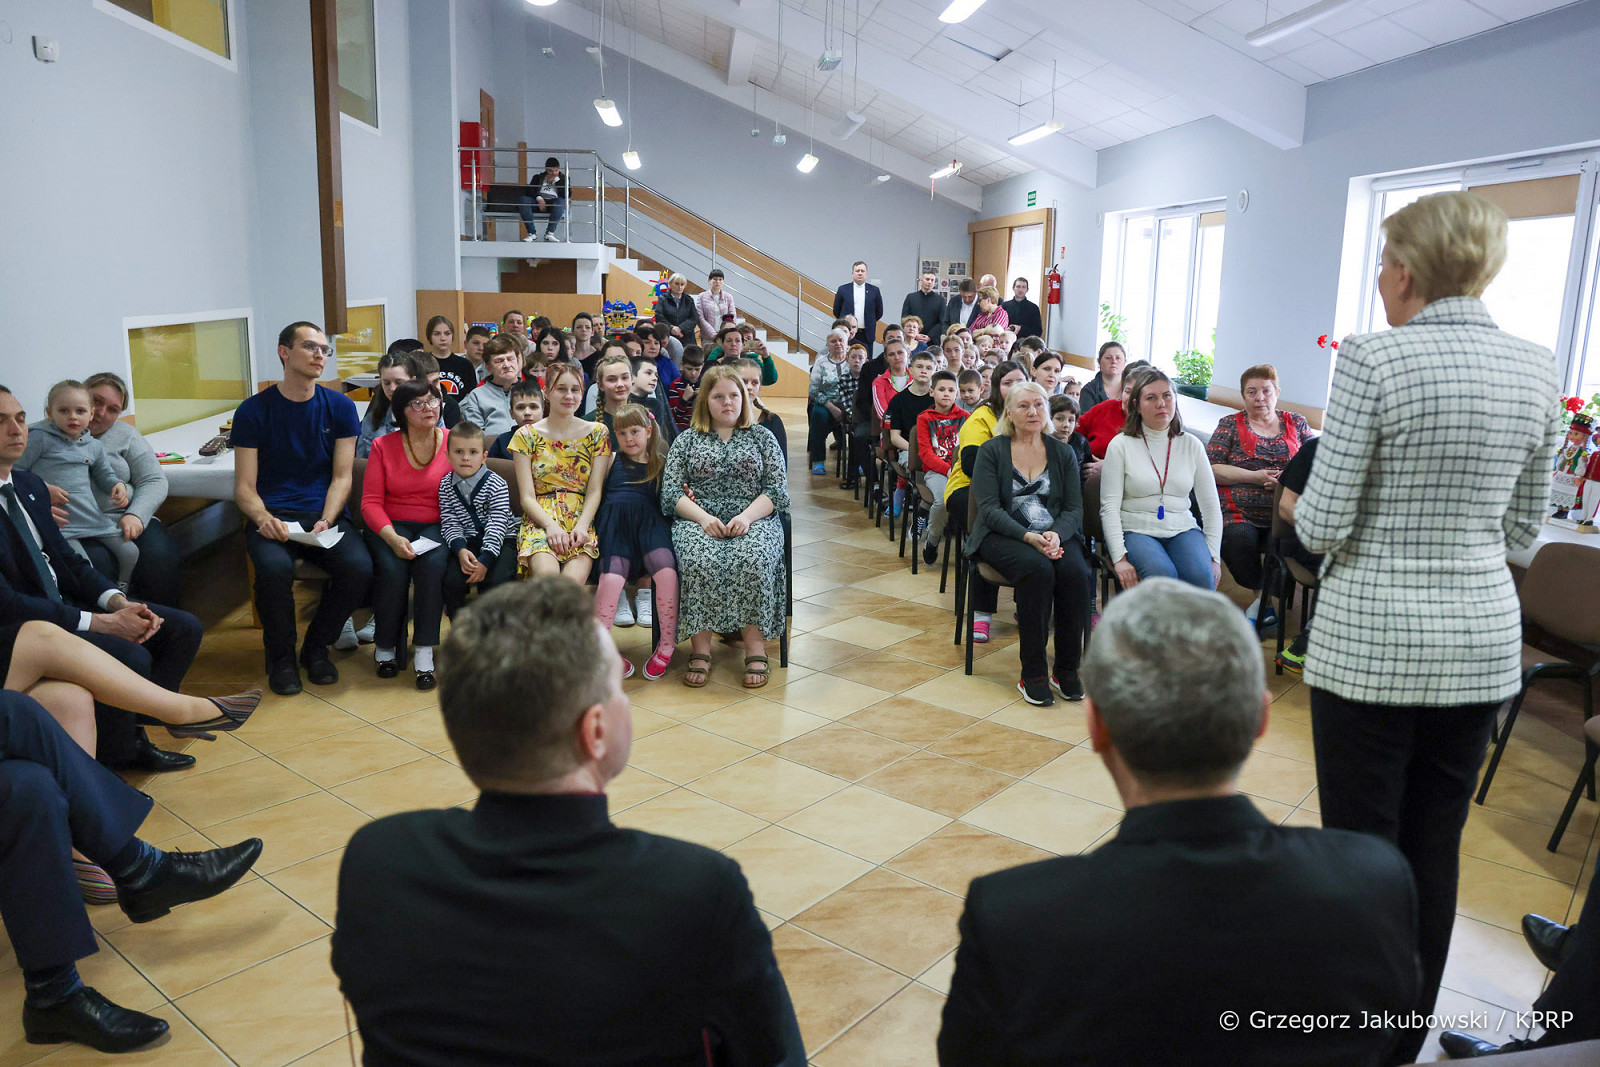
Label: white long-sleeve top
xmin=1099 ymin=425 xmax=1223 ymax=562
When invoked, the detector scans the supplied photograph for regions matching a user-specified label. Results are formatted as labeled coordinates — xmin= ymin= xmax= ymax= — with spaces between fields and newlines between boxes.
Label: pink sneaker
xmin=621 ymin=658 xmax=635 ymax=680
xmin=972 ymin=620 xmax=990 ymax=644
xmin=643 ymin=649 xmax=672 ymax=681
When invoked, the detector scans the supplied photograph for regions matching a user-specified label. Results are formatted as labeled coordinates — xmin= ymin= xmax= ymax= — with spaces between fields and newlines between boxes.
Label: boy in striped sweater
xmin=438 ymin=422 xmax=516 ymax=618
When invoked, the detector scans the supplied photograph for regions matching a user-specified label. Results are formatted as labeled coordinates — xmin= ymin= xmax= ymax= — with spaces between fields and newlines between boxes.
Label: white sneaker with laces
xmin=614 ymin=594 xmax=636 ymax=627
xmin=635 ymin=589 xmax=653 ymax=627
xmin=521 ymin=234 xmax=537 ymax=242
xmin=544 ymin=232 xmax=561 ymax=242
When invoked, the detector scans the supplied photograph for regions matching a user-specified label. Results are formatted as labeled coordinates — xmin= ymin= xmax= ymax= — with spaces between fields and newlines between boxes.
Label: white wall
xmin=981 ymin=1 xmax=1600 ymax=407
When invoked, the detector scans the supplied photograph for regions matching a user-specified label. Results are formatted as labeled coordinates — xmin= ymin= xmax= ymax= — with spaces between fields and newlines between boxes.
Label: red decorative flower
xmin=1566 ymin=396 xmax=1584 ymax=413
xmin=1317 ymin=334 xmax=1330 ymax=348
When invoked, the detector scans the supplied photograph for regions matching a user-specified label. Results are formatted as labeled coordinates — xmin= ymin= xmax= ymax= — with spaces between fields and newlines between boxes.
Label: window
xmin=1101 ymin=203 xmax=1225 ymax=374
xmin=99 ymin=0 xmax=230 ymax=61
xmin=1006 ymin=223 xmax=1045 ymax=313
xmin=335 ymin=304 xmax=387 ymax=380
xmin=125 ymin=313 xmax=251 ymax=433
xmin=337 ymin=0 xmax=379 ymax=128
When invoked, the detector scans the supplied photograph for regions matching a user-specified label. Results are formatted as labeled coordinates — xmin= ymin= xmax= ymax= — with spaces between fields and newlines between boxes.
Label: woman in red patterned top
xmin=968 ymin=285 xmax=1010 ymax=332
xmin=1206 ymin=363 xmax=1313 ymax=625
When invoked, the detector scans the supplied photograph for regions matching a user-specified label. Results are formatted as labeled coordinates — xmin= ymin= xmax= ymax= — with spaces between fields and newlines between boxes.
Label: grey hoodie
xmin=19 ymin=420 xmax=124 ymax=540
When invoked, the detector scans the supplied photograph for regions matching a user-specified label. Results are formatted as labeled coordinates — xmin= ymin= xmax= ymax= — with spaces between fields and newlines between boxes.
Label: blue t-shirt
xmin=231 ymin=385 xmax=361 ymax=514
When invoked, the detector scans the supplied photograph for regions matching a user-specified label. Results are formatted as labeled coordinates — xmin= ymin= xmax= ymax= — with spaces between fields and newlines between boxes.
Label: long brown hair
xmin=611 ymin=403 xmax=666 ymax=484
xmin=1122 ymin=367 xmax=1184 ymax=439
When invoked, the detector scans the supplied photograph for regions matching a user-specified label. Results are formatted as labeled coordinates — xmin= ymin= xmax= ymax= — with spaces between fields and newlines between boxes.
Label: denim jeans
xmin=518 ymin=195 xmax=566 ymax=236
xmin=1122 ymin=528 xmax=1215 ymax=590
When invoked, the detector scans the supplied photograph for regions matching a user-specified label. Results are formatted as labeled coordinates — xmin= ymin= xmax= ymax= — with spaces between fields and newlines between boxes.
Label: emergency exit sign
xmin=1026 ymin=190 xmax=1037 ymax=206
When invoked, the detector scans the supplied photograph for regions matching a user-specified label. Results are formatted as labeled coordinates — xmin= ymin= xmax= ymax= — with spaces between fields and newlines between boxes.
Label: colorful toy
xmin=1551 ymin=409 xmax=1598 ymax=516
xmin=602 ymin=300 xmax=637 ymax=330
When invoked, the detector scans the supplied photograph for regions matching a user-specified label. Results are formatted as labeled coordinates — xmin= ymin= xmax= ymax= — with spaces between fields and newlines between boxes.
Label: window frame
xmin=337 ymin=0 xmax=381 ymax=133
xmin=333 ymin=299 xmax=390 ymax=382
xmin=119 ymin=307 xmax=257 ymax=428
xmin=1102 ymin=198 xmax=1227 ymax=373
xmin=93 ymin=0 xmax=238 ymax=72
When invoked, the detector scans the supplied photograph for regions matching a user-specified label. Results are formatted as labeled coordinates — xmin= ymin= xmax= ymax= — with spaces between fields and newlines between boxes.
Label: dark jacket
xmin=939 ymin=795 xmax=1420 ymax=1066
xmin=964 ymin=433 xmax=1083 ymax=555
xmin=332 ymin=792 xmax=797 ymax=1067
xmin=831 ymin=282 xmax=884 ymax=349
xmin=524 ymin=171 xmax=566 ymax=203
xmin=901 ymin=289 xmax=948 ymax=341
xmin=1000 ymin=296 xmax=1043 ymax=339
xmin=0 ymin=468 xmax=117 ymax=629
xmin=655 ymin=291 xmax=700 ymax=345
xmin=945 ymin=293 xmax=980 ymax=331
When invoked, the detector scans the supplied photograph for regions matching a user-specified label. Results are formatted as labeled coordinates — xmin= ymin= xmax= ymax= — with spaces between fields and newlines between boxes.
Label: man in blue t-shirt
xmin=233 ymin=322 xmax=373 ymax=695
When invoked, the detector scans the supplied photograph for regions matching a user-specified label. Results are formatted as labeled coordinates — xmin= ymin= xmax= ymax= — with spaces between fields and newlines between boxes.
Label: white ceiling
xmin=552 ymin=0 xmax=1580 ymax=190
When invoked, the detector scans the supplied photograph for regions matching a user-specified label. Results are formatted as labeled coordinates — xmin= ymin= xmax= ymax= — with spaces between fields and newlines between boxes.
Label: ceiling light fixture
xmin=797 ymin=153 xmax=819 ymax=173
xmin=831 ymin=110 xmax=867 ymax=140
xmin=593 ymin=0 xmax=623 ymax=126
xmin=594 ymin=98 xmax=623 ymax=126
xmin=524 ymin=0 xmax=559 ymax=7
xmin=1245 ymin=0 xmax=1365 ymax=46
xmin=621 ymin=30 xmax=640 ymax=168
xmin=1008 ymin=61 xmax=1062 ymax=146
xmin=875 ymin=173 xmax=891 ymax=183
xmin=937 ymin=0 xmax=989 ymax=25
xmin=930 ymin=160 xmax=962 ymax=180
xmin=623 ymin=150 xmax=642 ymax=170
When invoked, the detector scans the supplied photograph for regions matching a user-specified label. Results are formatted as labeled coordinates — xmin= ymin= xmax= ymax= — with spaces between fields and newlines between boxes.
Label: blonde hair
xmin=996 ymin=380 xmax=1050 ymax=436
xmin=46 ymin=379 xmax=89 ymax=411
xmin=611 ymin=403 xmax=666 ymax=484
xmin=900 ymin=315 xmax=922 ymax=332
xmin=977 ymin=285 xmax=1000 ymax=303
xmin=689 ymin=365 xmax=756 ymax=433
xmin=1381 ymin=191 xmax=1507 ymax=302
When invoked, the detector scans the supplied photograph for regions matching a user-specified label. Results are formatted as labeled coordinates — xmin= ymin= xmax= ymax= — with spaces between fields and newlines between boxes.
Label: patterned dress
xmin=507 ymin=422 xmax=611 ymax=571
xmin=1205 ymin=411 xmax=1313 ymax=528
xmin=662 ymin=426 xmax=790 ymax=638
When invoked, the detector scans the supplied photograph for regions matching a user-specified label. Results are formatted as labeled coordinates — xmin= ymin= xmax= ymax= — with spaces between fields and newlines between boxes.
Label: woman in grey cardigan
xmin=966 ymin=381 xmax=1090 ymax=708
xmin=1293 ymin=192 xmax=1560 ymax=1065
xmin=80 ymin=373 xmax=179 ymax=606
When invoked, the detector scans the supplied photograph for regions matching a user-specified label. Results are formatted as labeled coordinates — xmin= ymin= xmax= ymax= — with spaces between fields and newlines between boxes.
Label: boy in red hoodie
xmin=916 ymin=369 xmax=970 ymax=565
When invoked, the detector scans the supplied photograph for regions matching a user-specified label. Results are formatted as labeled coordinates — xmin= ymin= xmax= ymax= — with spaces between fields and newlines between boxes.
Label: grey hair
xmin=995 ymin=380 xmax=1049 ymax=436
xmin=668 ymin=272 xmax=687 ymax=285
xmin=827 ymin=327 xmax=852 ymax=344
xmin=1080 ymin=579 xmax=1265 ymax=788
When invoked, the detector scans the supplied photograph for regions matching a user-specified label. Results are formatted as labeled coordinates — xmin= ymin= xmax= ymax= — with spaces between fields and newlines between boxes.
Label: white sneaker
xmin=614 ymin=594 xmax=636 ymax=627
xmin=543 ymin=232 xmax=561 ymax=242
xmin=522 ymin=234 xmax=537 ymax=242
xmin=635 ymin=589 xmax=653 ymax=627
xmin=334 ymin=618 xmax=359 ymax=651
xmin=356 ymin=619 xmax=376 ymax=644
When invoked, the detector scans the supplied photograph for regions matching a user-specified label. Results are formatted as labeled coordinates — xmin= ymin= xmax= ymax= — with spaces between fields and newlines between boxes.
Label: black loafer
xmin=415 ymin=670 xmax=436 ymax=692
xmin=299 ymin=646 xmax=338 ymax=686
xmin=23 ymin=987 xmax=169 ymax=1053
xmin=1521 ymin=913 xmax=1573 ymax=971
xmin=109 ymin=733 xmax=195 ymax=774
xmin=117 ymin=838 xmax=264 ymax=924
xmin=267 ymin=657 xmax=302 ymax=696
xmin=1438 ymin=1031 xmax=1535 ymax=1058
xmin=376 ymin=660 xmax=400 ymax=679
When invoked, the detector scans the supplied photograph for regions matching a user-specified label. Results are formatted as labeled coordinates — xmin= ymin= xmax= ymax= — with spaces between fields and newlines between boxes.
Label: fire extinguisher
xmin=1046 ymin=264 xmax=1062 ymax=305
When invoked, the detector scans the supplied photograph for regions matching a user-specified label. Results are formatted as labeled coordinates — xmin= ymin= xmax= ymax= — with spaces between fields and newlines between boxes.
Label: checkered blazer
xmin=1296 ymin=297 xmax=1560 ymax=706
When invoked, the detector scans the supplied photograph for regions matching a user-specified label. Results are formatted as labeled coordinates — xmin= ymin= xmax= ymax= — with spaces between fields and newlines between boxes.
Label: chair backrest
xmin=1520 ymin=543 xmax=1600 ymax=647
xmin=1269 ymin=482 xmax=1291 ymax=540
xmin=349 ymin=458 xmax=368 ymax=533
xmin=484 ymin=456 xmax=517 ymax=488
xmin=1081 ymin=468 xmax=1104 ymax=545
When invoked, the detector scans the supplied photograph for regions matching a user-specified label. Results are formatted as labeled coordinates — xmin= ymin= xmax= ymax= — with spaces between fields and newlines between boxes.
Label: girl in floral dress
xmin=509 ymin=362 xmax=610 ymax=583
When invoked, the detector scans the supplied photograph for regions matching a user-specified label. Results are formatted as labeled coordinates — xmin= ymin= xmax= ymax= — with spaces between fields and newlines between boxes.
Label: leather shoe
xmin=23 ymin=986 xmax=169 ymax=1052
xmin=267 ymin=656 xmax=302 ymax=696
xmin=1522 ymin=913 xmax=1573 ymax=971
xmin=117 ymin=838 xmax=263 ymax=923
xmin=376 ymin=660 xmax=400 ymax=679
xmin=415 ymin=670 xmax=436 ymax=692
xmin=110 ymin=732 xmax=195 ymax=773
xmin=1438 ymin=1031 xmax=1535 ymax=1058
xmin=299 ymin=646 xmax=338 ymax=686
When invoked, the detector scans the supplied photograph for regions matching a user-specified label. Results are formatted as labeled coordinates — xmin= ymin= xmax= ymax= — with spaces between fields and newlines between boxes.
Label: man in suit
xmin=832 ymin=260 xmax=883 ymax=355
xmin=945 ymin=277 xmax=980 ymax=331
xmin=0 ymin=386 xmax=199 ymax=773
xmin=3 ymin=689 xmax=262 ymax=1053
xmin=1000 ymin=277 xmax=1043 ymax=340
xmin=901 ymin=269 xmax=947 ymax=346
xmin=939 ymin=580 xmax=1420 ymax=1066
xmin=332 ymin=577 xmax=803 ymax=1066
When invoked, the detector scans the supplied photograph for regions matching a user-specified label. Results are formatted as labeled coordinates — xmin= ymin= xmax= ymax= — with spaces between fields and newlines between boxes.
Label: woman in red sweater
xmin=1076 ymin=359 xmax=1150 ymax=472
xmin=361 ymin=379 xmax=453 ymax=690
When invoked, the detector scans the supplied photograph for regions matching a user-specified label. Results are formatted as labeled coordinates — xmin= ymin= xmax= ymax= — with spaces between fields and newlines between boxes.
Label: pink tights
xmin=596 ymin=563 xmax=678 ymax=664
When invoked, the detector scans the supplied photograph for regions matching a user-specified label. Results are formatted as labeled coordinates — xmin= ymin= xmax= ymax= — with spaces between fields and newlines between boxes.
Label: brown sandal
xmin=742 ymin=655 xmax=770 ymax=689
xmin=683 ymin=653 xmax=712 ymax=688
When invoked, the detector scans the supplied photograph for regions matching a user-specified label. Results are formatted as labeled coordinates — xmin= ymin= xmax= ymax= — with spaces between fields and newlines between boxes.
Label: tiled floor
xmin=2 ymin=396 xmax=1594 ymax=1064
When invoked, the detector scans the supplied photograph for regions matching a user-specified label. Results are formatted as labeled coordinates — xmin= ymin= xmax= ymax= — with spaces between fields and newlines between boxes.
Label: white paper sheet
xmin=282 ymin=522 xmax=345 ymax=549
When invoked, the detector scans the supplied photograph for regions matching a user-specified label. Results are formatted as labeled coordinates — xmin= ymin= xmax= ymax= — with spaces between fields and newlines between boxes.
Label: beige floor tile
xmin=917 ymin=949 xmax=957 ymax=996
xmin=899 ymin=674 xmax=1019 ymax=717
xmin=724 ymin=827 xmax=873 ymax=918
xmin=792 ymin=869 xmax=963 ymax=977
xmin=204 ymin=792 xmax=369 ymax=875
xmin=702 ymin=654 xmax=815 ymax=693
xmin=784 ymin=634 xmax=872 ymax=672
xmin=782 ymin=786 xmax=951 ymax=863
xmin=105 ymin=878 xmax=329 ymax=999
xmin=29 ymin=1011 xmax=231 ymax=1065
xmin=314 ymin=675 xmax=440 ymax=723
xmin=792 ymin=574 xmax=845 ymax=600
xmin=816 ymin=546 xmax=906 ymax=572
xmin=153 ymin=731 xmax=258 ymax=775
xmin=1455 ymin=854 xmax=1577 ymax=933
xmin=233 ymin=694 xmax=366 ymax=755
xmin=826 ymin=653 xmax=949 ymax=695
xmin=842 ymin=696 xmax=977 ymax=744
xmin=330 ymin=756 xmax=476 ymax=818
xmin=886 ymin=822 xmax=1055 ymax=896
xmin=789 ymin=601 xmax=863 ymax=634
xmin=1235 ymin=748 xmax=1319 ymax=808
xmin=693 ymin=697 xmax=832 ymax=749
xmin=272 ymin=726 xmax=430 ymax=788
xmin=287 ymin=1035 xmax=363 ymax=1065
xmin=625 ymin=706 xmax=680 ymax=740
xmin=769 ymin=925 xmax=908 ymax=1054
xmin=881 ymin=630 xmax=1010 ymax=671
xmin=136 ymin=803 xmax=192 ymax=844
xmin=853 ymin=568 xmax=948 ymax=600
xmin=263 ymin=849 xmax=344 ymax=925
xmin=607 ymin=767 xmax=675 ymax=813
xmin=376 ymin=706 xmax=452 ymax=752
xmin=1460 ymin=804 xmax=1589 ymax=884
xmin=773 ymin=724 xmax=917 ymax=781
xmin=1252 ymin=714 xmax=1318 ymax=764
xmin=767 ymin=674 xmax=890 ymax=720
xmin=810 ymin=617 xmax=925 ymax=651
xmin=1479 ymin=767 xmax=1599 ymax=834
xmin=145 ymin=757 xmax=319 ymax=830
xmin=612 ymin=788 xmax=767 ymax=850
xmin=1417 ymin=987 xmax=1515 ymax=1063
xmin=175 ymin=937 xmax=349 ymax=1067
xmin=1026 ymin=747 xmax=1124 ymax=810
xmin=626 ymin=724 xmax=758 ymax=784
xmin=800 ymin=586 xmax=905 ymax=614
xmin=1440 ymin=915 xmax=1551 ymax=1012
xmin=962 ymin=781 xmax=1122 ymax=856
xmin=626 ymin=679 xmax=743 ymax=720
xmin=796 ymin=562 xmax=885 ymax=585
xmin=861 ymin=752 xmax=1015 ymax=817
xmin=1281 ymin=806 xmax=1323 ymax=828
xmin=986 ymin=699 xmax=1092 ymax=744
xmin=929 ymin=720 xmax=1073 ymax=777
xmin=694 ymin=754 xmax=850 ymax=821
xmin=812 ymin=981 xmax=945 ymax=1067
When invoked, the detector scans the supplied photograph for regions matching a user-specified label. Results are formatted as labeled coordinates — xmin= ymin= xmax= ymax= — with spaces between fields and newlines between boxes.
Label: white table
xmin=1508 ymin=520 xmax=1600 ymax=571
xmin=142 ymin=401 xmax=368 ymax=501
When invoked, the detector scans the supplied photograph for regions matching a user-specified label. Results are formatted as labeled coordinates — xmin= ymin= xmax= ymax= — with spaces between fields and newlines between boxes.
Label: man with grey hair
xmin=332 ymin=577 xmax=803 ymax=1065
xmin=939 ymin=580 xmax=1420 ymax=1066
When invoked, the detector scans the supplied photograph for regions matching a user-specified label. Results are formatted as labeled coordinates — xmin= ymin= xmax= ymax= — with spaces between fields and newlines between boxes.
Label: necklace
xmin=404 ymin=429 xmax=438 ymax=468
xmin=1143 ymin=432 xmax=1173 ymax=521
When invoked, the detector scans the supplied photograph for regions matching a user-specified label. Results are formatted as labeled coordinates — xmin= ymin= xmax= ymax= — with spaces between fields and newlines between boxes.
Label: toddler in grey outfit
xmin=20 ymin=381 xmax=136 ymax=588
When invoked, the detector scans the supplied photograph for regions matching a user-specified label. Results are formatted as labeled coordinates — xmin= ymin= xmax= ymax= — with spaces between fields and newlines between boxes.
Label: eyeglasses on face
xmin=406 ymin=396 xmax=442 ymax=412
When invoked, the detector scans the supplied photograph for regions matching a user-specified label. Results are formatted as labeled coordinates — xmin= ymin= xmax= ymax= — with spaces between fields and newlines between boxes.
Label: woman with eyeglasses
xmin=360 ymin=380 xmax=452 ymax=690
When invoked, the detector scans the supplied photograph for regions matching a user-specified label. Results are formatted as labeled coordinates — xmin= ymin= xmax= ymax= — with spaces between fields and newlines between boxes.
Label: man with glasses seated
xmin=233 ymin=322 xmax=374 ymax=696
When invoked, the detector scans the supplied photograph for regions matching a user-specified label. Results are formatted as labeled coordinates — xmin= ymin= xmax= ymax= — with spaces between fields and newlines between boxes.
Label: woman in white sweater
xmin=1100 ymin=367 xmax=1222 ymax=590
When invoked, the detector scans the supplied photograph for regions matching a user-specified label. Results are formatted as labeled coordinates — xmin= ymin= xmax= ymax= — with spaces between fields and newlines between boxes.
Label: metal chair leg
xmin=953 ymin=551 xmax=968 ymax=645
xmin=1549 ymin=740 xmax=1600 ymax=852
xmin=1477 ymin=684 xmax=1530 ymax=805
xmin=963 ymin=562 xmax=977 ymax=675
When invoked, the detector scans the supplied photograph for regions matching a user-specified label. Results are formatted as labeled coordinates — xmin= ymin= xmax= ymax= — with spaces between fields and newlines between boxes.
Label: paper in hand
xmin=409 ymin=537 xmax=442 ymax=555
xmin=283 ymin=522 xmax=345 ymax=549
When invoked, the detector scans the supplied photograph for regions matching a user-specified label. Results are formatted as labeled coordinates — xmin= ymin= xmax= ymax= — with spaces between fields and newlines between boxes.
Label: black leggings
xmin=1220 ymin=521 xmax=1269 ymax=592
xmin=976 ymin=533 xmax=1091 ymax=680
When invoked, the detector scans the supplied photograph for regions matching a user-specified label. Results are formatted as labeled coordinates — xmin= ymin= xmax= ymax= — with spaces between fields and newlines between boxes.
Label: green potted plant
xmin=1173 ymin=348 xmax=1212 ymax=401
xmin=1099 ymin=302 xmax=1126 ymax=345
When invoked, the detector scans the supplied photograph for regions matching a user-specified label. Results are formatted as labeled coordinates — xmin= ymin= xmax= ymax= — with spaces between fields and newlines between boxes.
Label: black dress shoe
xmin=110 ymin=733 xmax=196 ymax=774
xmin=299 ymin=646 xmax=338 ymax=686
xmin=267 ymin=656 xmax=302 ymax=696
xmin=117 ymin=838 xmax=264 ymax=923
xmin=376 ymin=660 xmax=400 ymax=679
xmin=1522 ymin=913 xmax=1573 ymax=971
xmin=1438 ymin=1031 xmax=1536 ymax=1058
xmin=415 ymin=670 xmax=436 ymax=692
xmin=24 ymin=986 xmax=169 ymax=1052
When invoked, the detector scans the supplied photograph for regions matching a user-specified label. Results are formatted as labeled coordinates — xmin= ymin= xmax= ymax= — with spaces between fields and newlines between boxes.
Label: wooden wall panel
xmin=604 ymin=269 xmax=660 ymax=314
xmin=971 ymin=229 xmax=1009 ymax=289
xmin=414 ymin=290 xmax=466 ymax=339
xmin=462 ymin=292 xmax=606 ymax=330
xmin=500 ymin=260 xmax=578 ymax=292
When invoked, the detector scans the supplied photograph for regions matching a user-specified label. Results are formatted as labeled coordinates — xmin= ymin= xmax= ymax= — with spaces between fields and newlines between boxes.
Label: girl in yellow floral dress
xmin=508 ymin=362 xmax=611 ymax=582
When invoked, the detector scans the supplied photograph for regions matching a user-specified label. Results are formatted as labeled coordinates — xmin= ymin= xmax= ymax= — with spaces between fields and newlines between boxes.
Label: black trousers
xmin=80 ymin=601 xmax=202 ymax=767
xmin=441 ymin=537 xmax=518 ymax=618
xmin=365 ymin=522 xmax=447 ymax=651
xmin=1310 ymin=689 xmax=1498 ymax=1065
xmin=1220 ymin=521 xmax=1269 ymax=592
xmin=0 ymin=691 xmax=151 ymax=970
xmin=1533 ymin=845 xmax=1600 ymax=1045
xmin=81 ymin=517 xmax=182 ymax=608
xmin=245 ymin=512 xmax=373 ymax=663
xmin=807 ymin=403 xmax=842 ymax=465
xmin=976 ymin=533 xmax=1090 ymax=681
xmin=948 ymin=488 xmax=996 ymax=613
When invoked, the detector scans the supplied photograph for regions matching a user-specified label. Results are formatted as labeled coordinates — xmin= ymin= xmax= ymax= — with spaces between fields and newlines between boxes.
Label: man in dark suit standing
xmin=1000 ymin=277 xmax=1043 ymax=340
xmin=0 ymin=386 xmax=199 ymax=773
xmin=939 ymin=580 xmax=1420 ymax=1066
xmin=832 ymin=260 xmax=883 ymax=355
xmin=944 ymin=277 xmax=981 ymax=332
xmin=332 ymin=577 xmax=803 ymax=1066
xmin=901 ymin=269 xmax=947 ymax=347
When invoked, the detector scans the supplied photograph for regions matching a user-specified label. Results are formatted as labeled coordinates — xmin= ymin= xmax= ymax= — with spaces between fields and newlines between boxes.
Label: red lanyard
xmin=1144 ymin=435 xmax=1172 ymax=521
